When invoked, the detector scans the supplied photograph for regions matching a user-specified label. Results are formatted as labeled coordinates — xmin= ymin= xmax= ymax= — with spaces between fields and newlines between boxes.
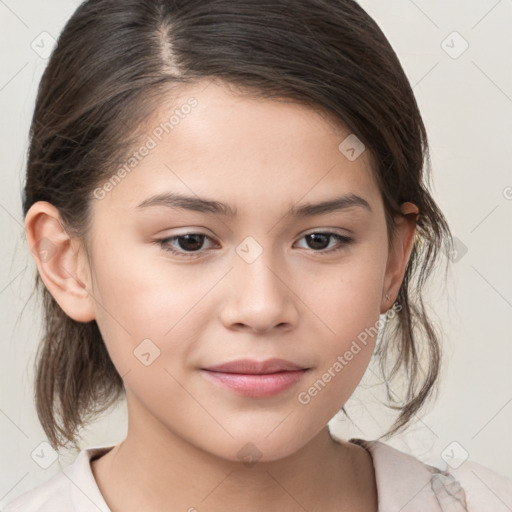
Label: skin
xmin=25 ymin=79 xmax=418 ymax=512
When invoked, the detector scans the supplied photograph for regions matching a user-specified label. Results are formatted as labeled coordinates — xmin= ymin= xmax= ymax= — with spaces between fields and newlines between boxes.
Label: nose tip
xmin=220 ymin=256 xmax=298 ymax=334
xmin=232 ymin=320 xmax=290 ymax=334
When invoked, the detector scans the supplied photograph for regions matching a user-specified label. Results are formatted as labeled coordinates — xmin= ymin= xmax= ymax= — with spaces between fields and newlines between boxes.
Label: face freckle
xmin=86 ymin=80 xmax=393 ymax=461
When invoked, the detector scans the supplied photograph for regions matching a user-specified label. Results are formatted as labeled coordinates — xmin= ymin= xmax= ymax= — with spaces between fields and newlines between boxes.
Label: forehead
xmin=94 ymin=80 xmax=382 ymax=218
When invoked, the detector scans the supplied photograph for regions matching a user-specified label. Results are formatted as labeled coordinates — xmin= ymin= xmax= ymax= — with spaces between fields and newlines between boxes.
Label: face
xmin=75 ymin=81 xmax=401 ymax=461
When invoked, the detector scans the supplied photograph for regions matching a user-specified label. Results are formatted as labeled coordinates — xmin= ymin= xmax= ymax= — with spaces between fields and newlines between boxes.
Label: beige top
xmin=3 ymin=437 xmax=512 ymax=511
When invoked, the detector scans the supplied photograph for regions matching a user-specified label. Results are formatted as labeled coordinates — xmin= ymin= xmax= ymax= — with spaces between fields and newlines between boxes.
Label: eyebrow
xmin=136 ymin=192 xmax=372 ymax=217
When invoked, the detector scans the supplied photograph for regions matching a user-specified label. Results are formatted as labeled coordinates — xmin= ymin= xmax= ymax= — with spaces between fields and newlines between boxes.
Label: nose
xmin=219 ymin=249 xmax=299 ymax=334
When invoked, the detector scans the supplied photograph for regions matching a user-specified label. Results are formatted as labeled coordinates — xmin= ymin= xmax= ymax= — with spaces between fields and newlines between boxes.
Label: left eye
xmin=295 ymin=232 xmax=353 ymax=253
xmin=155 ymin=231 xmax=353 ymax=258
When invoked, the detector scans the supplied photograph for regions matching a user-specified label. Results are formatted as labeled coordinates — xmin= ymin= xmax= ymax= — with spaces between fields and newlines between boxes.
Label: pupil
xmin=179 ymin=234 xmax=204 ymax=251
xmin=175 ymin=234 xmax=331 ymax=252
xmin=307 ymin=233 xmax=329 ymax=250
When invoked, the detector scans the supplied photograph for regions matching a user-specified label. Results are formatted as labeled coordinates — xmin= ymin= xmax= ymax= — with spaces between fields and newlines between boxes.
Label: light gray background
xmin=1 ymin=0 xmax=511 ymax=506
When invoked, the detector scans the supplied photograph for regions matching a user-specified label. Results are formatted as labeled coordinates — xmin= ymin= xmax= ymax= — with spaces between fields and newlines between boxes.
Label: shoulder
xmin=446 ymin=457 xmax=512 ymax=512
xmin=1 ymin=470 xmax=70 ymax=512
xmin=2 ymin=446 xmax=114 ymax=512
xmin=348 ymin=437 xmax=512 ymax=512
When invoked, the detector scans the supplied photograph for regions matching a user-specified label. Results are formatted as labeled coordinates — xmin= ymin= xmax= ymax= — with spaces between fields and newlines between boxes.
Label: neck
xmin=91 ymin=402 xmax=376 ymax=512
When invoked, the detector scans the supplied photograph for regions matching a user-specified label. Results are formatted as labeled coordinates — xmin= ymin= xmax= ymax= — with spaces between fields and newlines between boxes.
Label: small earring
xmin=385 ymin=293 xmax=390 ymax=302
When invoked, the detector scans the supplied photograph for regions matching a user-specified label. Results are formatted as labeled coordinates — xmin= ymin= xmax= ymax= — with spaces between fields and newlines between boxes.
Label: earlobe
xmin=380 ymin=202 xmax=419 ymax=314
xmin=24 ymin=201 xmax=96 ymax=323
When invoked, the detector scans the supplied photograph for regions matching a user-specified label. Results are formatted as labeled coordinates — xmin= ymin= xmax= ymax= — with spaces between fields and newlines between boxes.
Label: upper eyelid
xmin=156 ymin=231 xmax=354 ymax=263
xmin=159 ymin=229 xmax=352 ymax=250
xmin=161 ymin=228 xmax=350 ymax=241
xmin=161 ymin=225 xmax=352 ymax=237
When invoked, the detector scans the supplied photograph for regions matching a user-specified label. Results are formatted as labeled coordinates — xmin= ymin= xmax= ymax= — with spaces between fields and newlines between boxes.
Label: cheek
xmin=89 ymin=242 xmax=236 ymax=391
xmin=297 ymin=248 xmax=387 ymax=392
xmin=304 ymin=247 xmax=386 ymax=341
xmin=294 ymin=299 xmax=383 ymax=429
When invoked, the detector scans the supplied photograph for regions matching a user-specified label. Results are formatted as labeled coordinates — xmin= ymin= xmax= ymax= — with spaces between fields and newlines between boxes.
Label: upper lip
xmin=203 ymin=358 xmax=308 ymax=375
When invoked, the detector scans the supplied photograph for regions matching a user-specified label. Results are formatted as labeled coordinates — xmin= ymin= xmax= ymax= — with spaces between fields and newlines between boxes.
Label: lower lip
xmin=201 ymin=369 xmax=308 ymax=398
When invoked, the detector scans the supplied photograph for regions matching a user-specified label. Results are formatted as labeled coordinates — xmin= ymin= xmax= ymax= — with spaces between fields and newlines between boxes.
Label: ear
xmin=380 ymin=202 xmax=419 ymax=314
xmin=24 ymin=201 xmax=96 ymax=322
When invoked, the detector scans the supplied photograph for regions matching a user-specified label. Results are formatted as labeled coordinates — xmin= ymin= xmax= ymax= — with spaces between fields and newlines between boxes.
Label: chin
xmin=196 ymin=431 xmax=308 ymax=465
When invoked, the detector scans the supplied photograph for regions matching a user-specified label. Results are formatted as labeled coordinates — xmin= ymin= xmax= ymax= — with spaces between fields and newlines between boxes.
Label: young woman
xmin=5 ymin=1 xmax=511 ymax=511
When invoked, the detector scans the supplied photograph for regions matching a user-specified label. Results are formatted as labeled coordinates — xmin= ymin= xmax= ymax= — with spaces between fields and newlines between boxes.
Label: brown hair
xmin=22 ymin=0 xmax=452 ymax=451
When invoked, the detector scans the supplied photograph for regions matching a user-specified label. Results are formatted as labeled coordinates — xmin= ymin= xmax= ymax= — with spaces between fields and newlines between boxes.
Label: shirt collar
xmin=71 ymin=438 xmax=447 ymax=512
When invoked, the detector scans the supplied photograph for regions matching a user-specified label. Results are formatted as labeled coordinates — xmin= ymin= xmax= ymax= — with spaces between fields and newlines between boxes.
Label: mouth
xmin=201 ymin=358 xmax=310 ymax=398
xmin=202 ymin=358 xmax=308 ymax=374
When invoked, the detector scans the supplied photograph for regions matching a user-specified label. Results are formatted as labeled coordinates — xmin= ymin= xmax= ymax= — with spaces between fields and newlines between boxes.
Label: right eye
xmin=155 ymin=233 xmax=218 ymax=258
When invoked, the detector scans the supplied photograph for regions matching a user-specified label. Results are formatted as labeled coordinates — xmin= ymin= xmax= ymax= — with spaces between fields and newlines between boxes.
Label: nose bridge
xmin=221 ymin=235 xmax=297 ymax=331
xmin=235 ymin=235 xmax=284 ymax=302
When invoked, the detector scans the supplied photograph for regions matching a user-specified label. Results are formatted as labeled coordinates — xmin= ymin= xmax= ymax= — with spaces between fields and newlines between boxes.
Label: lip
xmin=201 ymin=358 xmax=309 ymax=398
xmin=203 ymin=358 xmax=307 ymax=374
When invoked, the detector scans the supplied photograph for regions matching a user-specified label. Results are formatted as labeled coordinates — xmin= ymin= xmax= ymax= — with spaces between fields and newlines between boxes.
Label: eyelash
xmin=154 ymin=231 xmax=354 ymax=259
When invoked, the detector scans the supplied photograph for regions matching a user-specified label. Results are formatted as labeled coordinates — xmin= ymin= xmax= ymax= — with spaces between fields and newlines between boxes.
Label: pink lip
xmin=203 ymin=358 xmax=306 ymax=374
xmin=201 ymin=358 xmax=309 ymax=398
